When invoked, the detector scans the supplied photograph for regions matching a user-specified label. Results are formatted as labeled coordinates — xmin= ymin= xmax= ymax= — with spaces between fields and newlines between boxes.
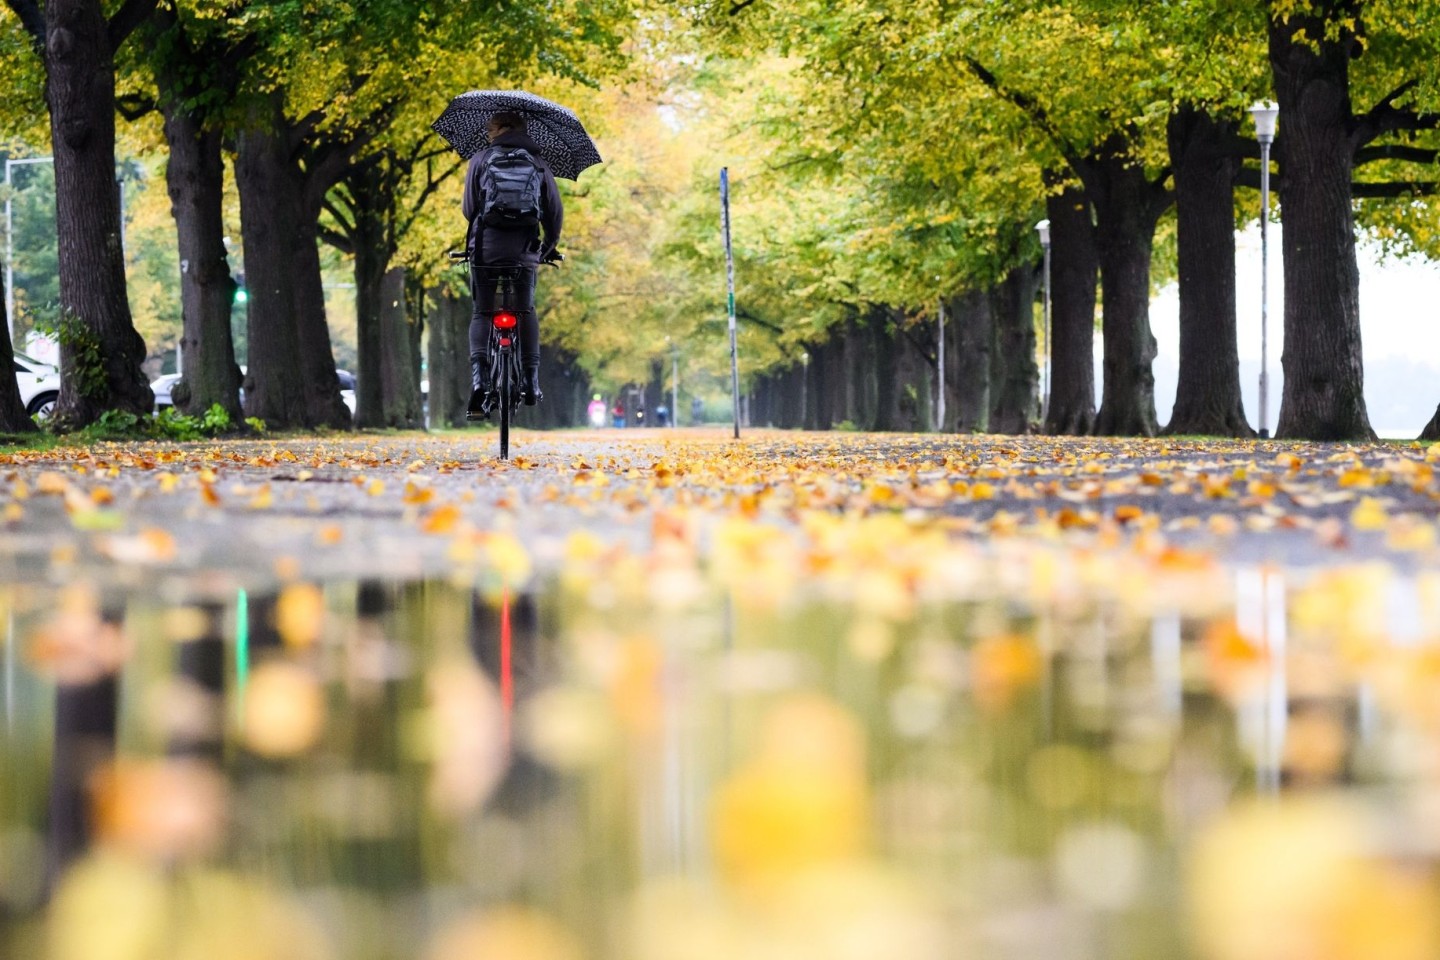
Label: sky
xmin=1141 ymin=224 xmax=1440 ymax=439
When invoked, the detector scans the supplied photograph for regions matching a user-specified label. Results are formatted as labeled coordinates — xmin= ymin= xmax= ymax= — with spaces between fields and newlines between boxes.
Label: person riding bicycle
xmin=463 ymin=110 xmax=564 ymax=416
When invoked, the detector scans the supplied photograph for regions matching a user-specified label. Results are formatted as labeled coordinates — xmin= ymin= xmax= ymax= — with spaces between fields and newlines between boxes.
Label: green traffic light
xmin=234 ymin=287 xmax=248 ymax=304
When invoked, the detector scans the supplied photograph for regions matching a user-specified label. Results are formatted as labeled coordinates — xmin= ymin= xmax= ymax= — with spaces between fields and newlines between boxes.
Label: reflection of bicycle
xmin=449 ymin=251 xmax=562 ymax=461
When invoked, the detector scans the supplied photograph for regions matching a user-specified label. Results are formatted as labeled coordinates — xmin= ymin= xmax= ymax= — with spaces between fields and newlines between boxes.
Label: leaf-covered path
xmin=1 ymin=429 xmax=1437 ymax=590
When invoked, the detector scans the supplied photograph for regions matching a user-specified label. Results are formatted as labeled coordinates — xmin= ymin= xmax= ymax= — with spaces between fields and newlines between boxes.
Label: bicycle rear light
xmin=493 ymin=312 xmax=518 ymax=329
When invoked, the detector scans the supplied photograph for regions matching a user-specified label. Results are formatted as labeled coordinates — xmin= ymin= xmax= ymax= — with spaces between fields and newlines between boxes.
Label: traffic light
xmin=233 ymin=272 xmax=247 ymax=305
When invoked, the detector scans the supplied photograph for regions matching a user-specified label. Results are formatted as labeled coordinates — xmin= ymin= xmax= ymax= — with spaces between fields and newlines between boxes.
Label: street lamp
xmin=5 ymin=155 xmax=54 ymax=341
xmin=1250 ymin=100 xmax=1278 ymax=439
xmin=1035 ymin=219 xmax=1052 ymax=424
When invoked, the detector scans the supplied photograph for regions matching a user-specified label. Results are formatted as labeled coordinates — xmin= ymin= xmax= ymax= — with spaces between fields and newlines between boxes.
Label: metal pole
xmin=936 ymin=299 xmax=946 ymax=431
xmin=1042 ymin=244 xmax=1052 ymax=422
xmin=5 ymin=159 xmax=13 ymax=341
xmin=721 ymin=167 xmax=740 ymax=440
xmin=1258 ymin=141 xmax=1271 ymax=440
xmin=671 ymin=349 xmax=679 ymax=428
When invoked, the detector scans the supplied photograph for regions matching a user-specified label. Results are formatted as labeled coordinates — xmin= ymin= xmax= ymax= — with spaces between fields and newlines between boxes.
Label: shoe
xmin=521 ymin=364 xmax=543 ymax=406
xmin=467 ymin=355 xmax=493 ymax=420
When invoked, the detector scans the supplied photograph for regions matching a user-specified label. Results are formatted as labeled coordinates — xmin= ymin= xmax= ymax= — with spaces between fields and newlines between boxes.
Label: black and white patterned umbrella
xmin=431 ymin=90 xmax=602 ymax=181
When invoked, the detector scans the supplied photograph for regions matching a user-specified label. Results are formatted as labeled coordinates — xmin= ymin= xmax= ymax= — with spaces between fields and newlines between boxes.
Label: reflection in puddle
xmin=2 ymin=562 xmax=1440 ymax=960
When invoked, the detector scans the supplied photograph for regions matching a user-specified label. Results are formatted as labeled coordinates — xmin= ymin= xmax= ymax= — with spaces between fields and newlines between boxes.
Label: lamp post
xmin=1250 ymin=100 xmax=1278 ymax=439
xmin=1035 ymin=219 xmax=1052 ymax=424
xmin=5 ymin=155 xmax=54 ymax=340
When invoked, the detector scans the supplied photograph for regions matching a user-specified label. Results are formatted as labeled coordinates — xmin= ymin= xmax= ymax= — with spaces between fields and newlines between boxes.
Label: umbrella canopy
xmin=431 ymin=90 xmax=602 ymax=181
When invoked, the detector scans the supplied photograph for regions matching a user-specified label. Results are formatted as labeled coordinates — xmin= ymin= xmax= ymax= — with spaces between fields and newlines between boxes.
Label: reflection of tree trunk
xmin=1043 ymin=183 xmax=1098 ymax=435
xmin=1166 ymin=106 xmax=1253 ymax=438
xmin=48 ymin=663 xmax=118 ymax=884
xmin=1269 ymin=8 xmax=1375 ymax=440
xmin=171 ymin=604 xmax=226 ymax=763
xmin=989 ymin=263 xmax=1040 ymax=434
xmin=953 ymin=290 xmax=992 ymax=433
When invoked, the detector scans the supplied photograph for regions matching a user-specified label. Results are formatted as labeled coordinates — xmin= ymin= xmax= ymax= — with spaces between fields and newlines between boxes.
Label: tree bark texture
xmin=1165 ymin=106 xmax=1254 ymax=437
xmin=425 ymin=289 xmax=470 ymax=428
xmin=1421 ymin=407 xmax=1440 ymax=441
xmin=1043 ymin=185 xmax=1098 ymax=435
xmin=163 ymin=105 xmax=242 ymax=422
xmin=989 ymin=263 xmax=1040 ymax=434
xmin=951 ymin=290 xmax=993 ymax=433
xmin=349 ymin=161 xmax=419 ymax=429
xmin=44 ymin=0 xmax=154 ymax=427
xmin=235 ymin=98 xmax=349 ymax=430
xmin=1084 ymin=147 xmax=1165 ymax=437
xmin=235 ymin=117 xmax=309 ymax=427
xmin=1269 ymin=9 xmax=1376 ymax=440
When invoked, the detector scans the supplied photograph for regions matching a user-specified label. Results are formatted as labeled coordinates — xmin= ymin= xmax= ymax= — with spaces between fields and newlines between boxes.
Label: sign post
xmin=721 ymin=168 xmax=740 ymax=440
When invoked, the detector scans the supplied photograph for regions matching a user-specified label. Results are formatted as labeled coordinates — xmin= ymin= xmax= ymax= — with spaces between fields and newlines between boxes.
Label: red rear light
xmin=493 ymin=312 xmax=517 ymax=329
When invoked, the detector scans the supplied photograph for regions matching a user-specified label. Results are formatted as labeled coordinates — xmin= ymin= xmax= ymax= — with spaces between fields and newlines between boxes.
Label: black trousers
xmin=469 ymin=262 xmax=540 ymax=368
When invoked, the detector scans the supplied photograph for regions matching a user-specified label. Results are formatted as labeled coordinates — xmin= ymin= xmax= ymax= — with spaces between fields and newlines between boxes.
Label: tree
xmin=3 ymin=0 xmax=158 ymax=428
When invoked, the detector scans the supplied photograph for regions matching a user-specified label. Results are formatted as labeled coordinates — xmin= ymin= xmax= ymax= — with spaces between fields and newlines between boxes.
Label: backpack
xmin=478 ymin=147 xmax=543 ymax=230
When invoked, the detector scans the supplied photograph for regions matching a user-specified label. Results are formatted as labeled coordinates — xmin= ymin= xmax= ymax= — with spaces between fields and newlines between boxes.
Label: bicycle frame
xmin=475 ymin=264 xmax=526 ymax=460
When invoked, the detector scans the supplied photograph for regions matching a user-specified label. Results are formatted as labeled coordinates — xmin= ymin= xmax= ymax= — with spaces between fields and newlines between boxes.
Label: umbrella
xmin=431 ymin=90 xmax=602 ymax=181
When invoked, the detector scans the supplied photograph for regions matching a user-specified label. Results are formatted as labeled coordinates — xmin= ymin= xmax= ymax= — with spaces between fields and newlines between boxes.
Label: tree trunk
xmin=1043 ymin=184 xmax=1098 ymax=435
xmin=291 ymin=200 xmax=351 ymax=429
xmin=1421 ymin=407 xmax=1440 ymax=441
xmin=1269 ymin=9 xmax=1375 ymax=440
xmin=235 ymin=98 xmax=349 ymax=430
xmin=989 ymin=262 xmax=1040 ymax=434
xmin=45 ymin=0 xmax=154 ymax=428
xmin=162 ymin=104 xmax=242 ymax=423
xmin=953 ymin=290 xmax=993 ymax=432
xmin=377 ymin=268 xmax=422 ymax=428
xmin=235 ymin=117 xmax=309 ymax=427
xmin=425 ymin=288 xmax=470 ymax=428
xmin=872 ymin=310 xmax=900 ymax=431
xmin=1086 ymin=147 xmax=1164 ymax=437
xmin=1165 ymin=106 xmax=1253 ymax=437
xmin=350 ymin=161 xmax=419 ymax=430
xmin=0 ymin=294 xmax=37 ymax=433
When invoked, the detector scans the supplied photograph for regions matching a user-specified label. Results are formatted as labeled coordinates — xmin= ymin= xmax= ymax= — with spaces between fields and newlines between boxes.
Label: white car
xmin=13 ymin=352 xmax=60 ymax=421
xmin=152 ymin=368 xmax=357 ymax=420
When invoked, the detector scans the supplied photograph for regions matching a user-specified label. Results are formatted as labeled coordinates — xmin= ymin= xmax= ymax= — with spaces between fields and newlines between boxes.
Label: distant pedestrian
xmin=587 ymin=394 xmax=606 ymax=428
xmin=691 ymin=396 xmax=703 ymax=423
xmin=656 ymin=404 xmax=670 ymax=427
xmin=612 ymin=401 xmax=625 ymax=429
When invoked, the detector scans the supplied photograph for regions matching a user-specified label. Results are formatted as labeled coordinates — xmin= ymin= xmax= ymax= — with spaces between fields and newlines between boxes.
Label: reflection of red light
xmin=493 ymin=312 xmax=517 ymax=329
xmin=499 ymin=337 xmax=511 ymax=347
xmin=500 ymin=589 xmax=513 ymax=739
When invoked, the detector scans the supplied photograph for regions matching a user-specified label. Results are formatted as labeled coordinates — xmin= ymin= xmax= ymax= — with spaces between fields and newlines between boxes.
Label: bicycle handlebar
xmin=448 ymin=250 xmax=565 ymax=267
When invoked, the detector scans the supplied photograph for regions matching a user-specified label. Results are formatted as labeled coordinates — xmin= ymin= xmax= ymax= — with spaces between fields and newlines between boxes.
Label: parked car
xmin=13 ymin=352 xmax=60 ymax=421
xmin=152 ymin=369 xmax=357 ymax=421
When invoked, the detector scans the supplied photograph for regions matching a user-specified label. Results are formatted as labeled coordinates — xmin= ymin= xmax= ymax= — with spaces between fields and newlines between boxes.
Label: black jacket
xmin=463 ymin=130 xmax=564 ymax=267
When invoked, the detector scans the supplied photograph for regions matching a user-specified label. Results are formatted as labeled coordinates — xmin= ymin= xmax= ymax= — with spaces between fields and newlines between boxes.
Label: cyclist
xmin=464 ymin=111 xmax=563 ymax=417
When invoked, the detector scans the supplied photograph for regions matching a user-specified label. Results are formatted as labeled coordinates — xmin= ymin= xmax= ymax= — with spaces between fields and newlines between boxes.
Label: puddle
xmin=3 ymin=559 xmax=1440 ymax=959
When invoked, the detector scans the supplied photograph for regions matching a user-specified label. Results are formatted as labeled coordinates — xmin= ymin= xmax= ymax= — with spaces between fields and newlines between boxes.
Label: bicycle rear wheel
xmin=498 ymin=355 xmax=512 ymax=460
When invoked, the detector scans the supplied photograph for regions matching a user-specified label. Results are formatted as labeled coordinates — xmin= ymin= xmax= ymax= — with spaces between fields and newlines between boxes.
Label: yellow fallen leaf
xmin=1350 ymin=497 xmax=1388 ymax=531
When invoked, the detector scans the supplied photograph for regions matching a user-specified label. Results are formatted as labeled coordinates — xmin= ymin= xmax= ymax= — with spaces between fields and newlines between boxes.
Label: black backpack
xmin=478 ymin=147 xmax=543 ymax=230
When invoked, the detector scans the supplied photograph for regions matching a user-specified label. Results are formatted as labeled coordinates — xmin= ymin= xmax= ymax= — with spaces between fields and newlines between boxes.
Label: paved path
xmin=0 ymin=429 xmax=1435 ymax=594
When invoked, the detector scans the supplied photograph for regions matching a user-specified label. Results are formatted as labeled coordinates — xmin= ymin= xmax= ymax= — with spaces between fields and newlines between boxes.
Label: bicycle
xmin=450 ymin=250 xmax=562 ymax=461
